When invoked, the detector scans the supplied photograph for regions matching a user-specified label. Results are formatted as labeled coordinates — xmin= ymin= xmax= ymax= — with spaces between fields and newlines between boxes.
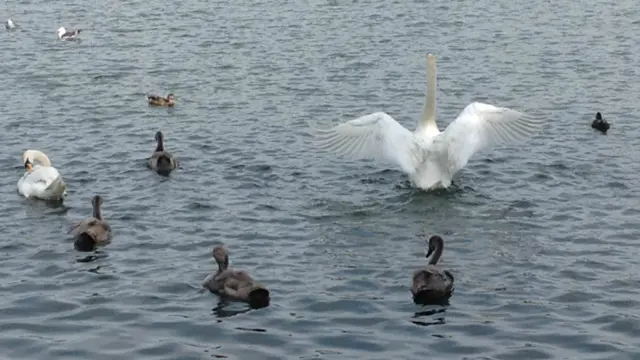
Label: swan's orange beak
xmin=25 ymin=161 xmax=33 ymax=172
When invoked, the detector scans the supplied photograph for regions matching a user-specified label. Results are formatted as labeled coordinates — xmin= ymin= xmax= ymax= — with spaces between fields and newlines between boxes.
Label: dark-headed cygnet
xmin=411 ymin=235 xmax=454 ymax=305
xmin=202 ymin=245 xmax=270 ymax=308
xmin=69 ymin=195 xmax=112 ymax=252
xmin=147 ymin=131 xmax=178 ymax=176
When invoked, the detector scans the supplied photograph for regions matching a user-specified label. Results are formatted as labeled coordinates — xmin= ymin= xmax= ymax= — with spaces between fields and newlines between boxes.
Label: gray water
xmin=0 ymin=0 xmax=639 ymax=359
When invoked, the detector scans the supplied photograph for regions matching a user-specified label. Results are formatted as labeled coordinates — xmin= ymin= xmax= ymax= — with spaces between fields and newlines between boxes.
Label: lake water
xmin=1 ymin=0 xmax=639 ymax=359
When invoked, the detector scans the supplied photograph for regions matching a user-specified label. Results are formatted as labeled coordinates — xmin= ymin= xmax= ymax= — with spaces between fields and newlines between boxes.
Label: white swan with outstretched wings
xmin=313 ymin=53 xmax=545 ymax=190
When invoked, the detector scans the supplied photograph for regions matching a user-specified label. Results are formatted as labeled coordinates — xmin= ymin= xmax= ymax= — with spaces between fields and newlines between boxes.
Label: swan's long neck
xmin=217 ymin=256 xmax=229 ymax=273
xmin=93 ymin=202 xmax=102 ymax=220
xmin=428 ymin=241 xmax=443 ymax=265
xmin=156 ymin=137 xmax=164 ymax=152
xmin=23 ymin=150 xmax=52 ymax=167
xmin=37 ymin=153 xmax=52 ymax=167
xmin=416 ymin=54 xmax=440 ymax=137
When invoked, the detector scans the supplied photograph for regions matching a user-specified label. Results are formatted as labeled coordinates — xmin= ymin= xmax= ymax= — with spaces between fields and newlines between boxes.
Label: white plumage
xmin=314 ymin=53 xmax=545 ymax=190
xmin=17 ymin=150 xmax=67 ymax=201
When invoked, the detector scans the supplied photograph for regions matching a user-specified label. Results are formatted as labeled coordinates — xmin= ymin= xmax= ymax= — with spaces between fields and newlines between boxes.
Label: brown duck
xmin=411 ymin=235 xmax=454 ymax=305
xmin=69 ymin=195 xmax=112 ymax=252
xmin=147 ymin=131 xmax=178 ymax=175
xmin=202 ymin=246 xmax=270 ymax=308
xmin=147 ymin=93 xmax=175 ymax=107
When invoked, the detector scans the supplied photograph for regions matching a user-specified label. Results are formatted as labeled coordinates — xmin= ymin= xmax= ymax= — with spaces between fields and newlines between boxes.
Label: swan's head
xmin=24 ymin=158 xmax=33 ymax=172
xmin=155 ymin=131 xmax=164 ymax=142
xmin=426 ymin=53 xmax=437 ymax=80
xmin=22 ymin=149 xmax=53 ymax=167
xmin=427 ymin=53 xmax=436 ymax=64
xmin=91 ymin=195 xmax=103 ymax=208
xmin=212 ymin=246 xmax=229 ymax=270
xmin=57 ymin=27 xmax=66 ymax=36
xmin=425 ymin=235 xmax=444 ymax=259
xmin=596 ymin=112 xmax=602 ymax=121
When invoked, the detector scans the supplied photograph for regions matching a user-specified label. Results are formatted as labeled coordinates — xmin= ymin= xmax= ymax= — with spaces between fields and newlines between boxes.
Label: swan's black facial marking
xmin=426 ymin=244 xmax=435 ymax=258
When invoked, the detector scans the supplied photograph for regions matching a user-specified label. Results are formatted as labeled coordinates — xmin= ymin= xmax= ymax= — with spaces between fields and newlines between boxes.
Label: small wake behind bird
xmin=312 ymin=53 xmax=546 ymax=191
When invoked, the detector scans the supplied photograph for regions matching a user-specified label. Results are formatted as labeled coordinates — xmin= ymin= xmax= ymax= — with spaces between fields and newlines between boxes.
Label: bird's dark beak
xmin=425 ymin=247 xmax=434 ymax=259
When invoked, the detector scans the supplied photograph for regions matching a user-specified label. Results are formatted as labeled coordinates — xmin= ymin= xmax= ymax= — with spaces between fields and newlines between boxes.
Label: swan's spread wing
xmin=313 ymin=112 xmax=423 ymax=174
xmin=442 ymin=102 xmax=545 ymax=172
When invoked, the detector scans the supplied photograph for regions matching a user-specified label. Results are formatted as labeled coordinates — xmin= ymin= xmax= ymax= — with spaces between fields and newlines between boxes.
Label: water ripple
xmin=0 ymin=0 xmax=639 ymax=359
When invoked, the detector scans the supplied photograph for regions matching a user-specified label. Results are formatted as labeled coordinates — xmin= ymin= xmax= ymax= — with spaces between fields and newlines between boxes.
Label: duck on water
xmin=591 ymin=112 xmax=609 ymax=133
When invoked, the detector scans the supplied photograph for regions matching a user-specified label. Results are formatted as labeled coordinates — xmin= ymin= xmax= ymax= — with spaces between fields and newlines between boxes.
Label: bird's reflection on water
xmin=24 ymin=197 xmax=70 ymax=214
xmin=410 ymin=306 xmax=447 ymax=327
xmin=211 ymin=298 xmax=269 ymax=323
xmin=76 ymin=250 xmax=108 ymax=264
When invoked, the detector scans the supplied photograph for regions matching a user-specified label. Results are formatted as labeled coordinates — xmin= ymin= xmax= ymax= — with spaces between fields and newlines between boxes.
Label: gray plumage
xmin=203 ymin=246 xmax=270 ymax=308
xmin=69 ymin=195 xmax=112 ymax=251
xmin=411 ymin=235 xmax=454 ymax=305
xmin=147 ymin=131 xmax=178 ymax=175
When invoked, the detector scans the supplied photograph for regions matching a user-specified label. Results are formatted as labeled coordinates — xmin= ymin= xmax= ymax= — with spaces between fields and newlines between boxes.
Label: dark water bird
xmin=147 ymin=93 xmax=175 ymax=107
xmin=57 ymin=26 xmax=81 ymax=40
xmin=202 ymin=246 xmax=270 ymax=309
xmin=411 ymin=235 xmax=454 ymax=305
xmin=591 ymin=112 xmax=610 ymax=133
xmin=69 ymin=195 xmax=112 ymax=252
xmin=147 ymin=131 xmax=178 ymax=175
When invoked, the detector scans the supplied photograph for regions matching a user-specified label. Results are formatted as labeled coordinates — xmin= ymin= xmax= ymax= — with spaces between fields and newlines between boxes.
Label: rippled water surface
xmin=1 ymin=0 xmax=640 ymax=358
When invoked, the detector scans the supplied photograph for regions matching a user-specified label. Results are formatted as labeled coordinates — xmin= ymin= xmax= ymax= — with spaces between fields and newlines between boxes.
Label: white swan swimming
xmin=17 ymin=150 xmax=67 ymax=201
xmin=6 ymin=18 xmax=15 ymax=30
xmin=313 ymin=53 xmax=545 ymax=190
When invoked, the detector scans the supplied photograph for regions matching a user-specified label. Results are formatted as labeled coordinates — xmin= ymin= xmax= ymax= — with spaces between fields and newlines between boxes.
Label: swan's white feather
xmin=313 ymin=53 xmax=545 ymax=191
xmin=313 ymin=112 xmax=424 ymax=174
xmin=17 ymin=162 xmax=66 ymax=201
xmin=441 ymin=102 xmax=546 ymax=173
